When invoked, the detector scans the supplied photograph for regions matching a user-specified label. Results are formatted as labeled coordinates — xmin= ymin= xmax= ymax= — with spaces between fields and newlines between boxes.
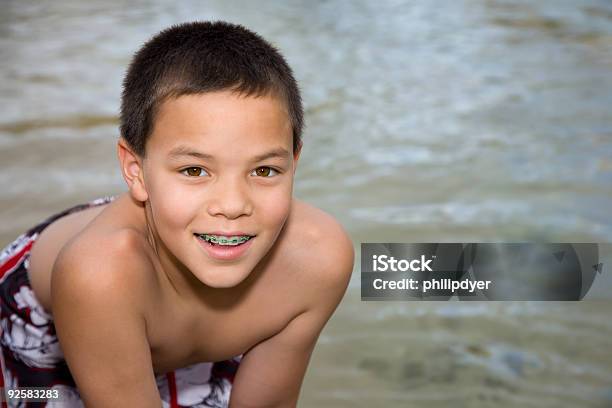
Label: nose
xmin=206 ymin=178 xmax=253 ymax=219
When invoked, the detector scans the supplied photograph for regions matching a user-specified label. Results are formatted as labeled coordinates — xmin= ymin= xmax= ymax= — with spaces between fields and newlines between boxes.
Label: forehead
xmin=147 ymin=91 xmax=292 ymax=158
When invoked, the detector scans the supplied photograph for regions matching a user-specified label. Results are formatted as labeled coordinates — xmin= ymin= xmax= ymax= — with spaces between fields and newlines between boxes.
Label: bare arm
xmin=229 ymin=226 xmax=354 ymax=407
xmin=51 ymin=238 xmax=162 ymax=407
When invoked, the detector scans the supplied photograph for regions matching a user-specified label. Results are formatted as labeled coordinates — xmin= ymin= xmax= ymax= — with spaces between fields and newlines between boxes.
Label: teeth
xmin=198 ymin=234 xmax=251 ymax=246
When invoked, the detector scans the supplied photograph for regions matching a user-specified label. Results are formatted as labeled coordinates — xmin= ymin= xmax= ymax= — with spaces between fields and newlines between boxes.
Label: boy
xmin=0 ymin=21 xmax=353 ymax=407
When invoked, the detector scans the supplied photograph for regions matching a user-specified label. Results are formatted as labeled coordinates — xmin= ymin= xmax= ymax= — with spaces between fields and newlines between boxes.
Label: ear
xmin=117 ymin=138 xmax=148 ymax=202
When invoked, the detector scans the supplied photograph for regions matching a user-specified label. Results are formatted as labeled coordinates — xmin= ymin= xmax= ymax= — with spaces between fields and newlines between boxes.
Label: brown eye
xmin=256 ymin=167 xmax=270 ymax=177
xmin=252 ymin=167 xmax=278 ymax=177
xmin=182 ymin=167 xmax=207 ymax=177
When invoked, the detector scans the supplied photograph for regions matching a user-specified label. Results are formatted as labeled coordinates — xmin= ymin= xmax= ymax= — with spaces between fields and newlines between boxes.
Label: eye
xmin=181 ymin=167 xmax=208 ymax=177
xmin=251 ymin=166 xmax=279 ymax=177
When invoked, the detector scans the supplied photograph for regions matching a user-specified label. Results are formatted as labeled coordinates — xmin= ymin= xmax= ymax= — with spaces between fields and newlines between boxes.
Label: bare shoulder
xmin=289 ymin=199 xmax=355 ymax=268
xmin=285 ymin=200 xmax=355 ymax=309
xmin=51 ymin=226 xmax=156 ymax=315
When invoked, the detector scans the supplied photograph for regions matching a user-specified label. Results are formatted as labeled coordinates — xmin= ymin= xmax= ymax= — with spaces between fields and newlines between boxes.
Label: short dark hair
xmin=120 ymin=21 xmax=303 ymax=157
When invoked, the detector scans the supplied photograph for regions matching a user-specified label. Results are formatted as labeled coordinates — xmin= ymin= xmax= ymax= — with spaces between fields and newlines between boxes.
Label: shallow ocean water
xmin=1 ymin=0 xmax=611 ymax=406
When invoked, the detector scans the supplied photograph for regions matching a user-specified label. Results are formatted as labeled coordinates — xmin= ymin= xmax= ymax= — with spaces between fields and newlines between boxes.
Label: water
xmin=304 ymin=294 xmax=612 ymax=407
xmin=1 ymin=1 xmax=611 ymax=406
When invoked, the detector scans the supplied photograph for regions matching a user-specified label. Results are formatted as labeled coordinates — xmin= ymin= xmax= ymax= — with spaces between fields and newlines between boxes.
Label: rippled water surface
xmin=1 ymin=0 xmax=611 ymax=406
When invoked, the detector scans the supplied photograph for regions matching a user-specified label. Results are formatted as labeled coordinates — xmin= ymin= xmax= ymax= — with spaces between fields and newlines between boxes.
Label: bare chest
xmin=146 ymin=268 xmax=303 ymax=375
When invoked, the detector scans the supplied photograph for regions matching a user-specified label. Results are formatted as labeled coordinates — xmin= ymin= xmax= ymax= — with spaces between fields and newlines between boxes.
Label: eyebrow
xmin=167 ymin=145 xmax=290 ymax=162
xmin=168 ymin=146 xmax=214 ymax=160
xmin=252 ymin=147 xmax=291 ymax=162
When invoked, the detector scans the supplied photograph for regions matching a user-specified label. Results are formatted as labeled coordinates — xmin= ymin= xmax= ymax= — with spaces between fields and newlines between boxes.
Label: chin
xmin=195 ymin=265 xmax=252 ymax=289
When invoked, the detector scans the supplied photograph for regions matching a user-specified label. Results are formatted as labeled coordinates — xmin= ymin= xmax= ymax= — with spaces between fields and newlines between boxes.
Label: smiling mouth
xmin=194 ymin=233 xmax=254 ymax=246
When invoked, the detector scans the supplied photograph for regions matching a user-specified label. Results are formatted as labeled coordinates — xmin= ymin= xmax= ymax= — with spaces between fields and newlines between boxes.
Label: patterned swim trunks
xmin=0 ymin=197 xmax=241 ymax=407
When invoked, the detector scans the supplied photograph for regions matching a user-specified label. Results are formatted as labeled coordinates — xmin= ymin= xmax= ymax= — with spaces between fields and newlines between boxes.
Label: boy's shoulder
xmin=52 ymin=214 xmax=157 ymax=310
xmin=288 ymin=199 xmax=353 ymax=256
xmin=279 ymin=199 xmax=354 ymax=302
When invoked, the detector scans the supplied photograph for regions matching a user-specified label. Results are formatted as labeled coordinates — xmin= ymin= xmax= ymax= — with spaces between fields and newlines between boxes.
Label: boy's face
xmin=136 ymin=91 xmax=297 ymax=289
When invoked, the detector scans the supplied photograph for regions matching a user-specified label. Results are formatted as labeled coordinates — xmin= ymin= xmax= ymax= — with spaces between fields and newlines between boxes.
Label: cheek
xmin=147 ymin=173 xmax=197 ymax=230
xmin=256 ymin=188 xmax=292 ymax=227
xmin=157 ymin=195 xmax=193 ymax=229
